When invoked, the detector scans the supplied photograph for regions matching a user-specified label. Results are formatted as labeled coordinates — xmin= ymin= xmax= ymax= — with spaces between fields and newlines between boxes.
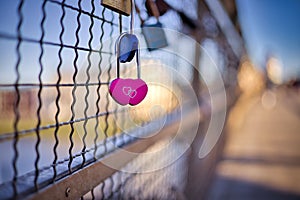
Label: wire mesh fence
xmin=0 ymin=0 xmax=241 ymax=199
xmin=0 ymin=0 xmax=195 ymax=199
xmin=81 ymin=137 xmax=190 ymax=200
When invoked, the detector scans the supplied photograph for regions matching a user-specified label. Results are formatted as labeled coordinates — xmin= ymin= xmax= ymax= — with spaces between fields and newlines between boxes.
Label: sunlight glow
xmin=267 ymin=57 xmax=283 ymax=84
xmin=237 ymin=59 xmax=265 ymax=95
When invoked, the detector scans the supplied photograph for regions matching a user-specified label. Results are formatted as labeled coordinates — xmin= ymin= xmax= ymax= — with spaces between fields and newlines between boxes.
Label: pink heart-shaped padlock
xmin=109 ymin=78 xmax=148 ymax=106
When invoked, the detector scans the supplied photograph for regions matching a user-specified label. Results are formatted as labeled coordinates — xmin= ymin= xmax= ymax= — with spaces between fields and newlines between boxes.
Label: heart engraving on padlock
xmin=110 ymin=78 xmax=148 ymax=106
xmin=122 ymin=86 xmax=132 ymax=96
xmin=122 ymin=86 xmax=137 ymax=98
xmin=128 ymin=89 xmax=137 ymax=98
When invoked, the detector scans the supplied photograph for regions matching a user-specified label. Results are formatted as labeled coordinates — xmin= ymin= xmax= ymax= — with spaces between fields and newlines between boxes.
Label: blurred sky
xmin=236 ymin=0 xmax=300 ymax=80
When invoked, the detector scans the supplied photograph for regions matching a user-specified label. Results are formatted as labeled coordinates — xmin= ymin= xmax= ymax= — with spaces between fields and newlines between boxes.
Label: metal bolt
xmin=65 ymin=187 xmax=71 ymax=197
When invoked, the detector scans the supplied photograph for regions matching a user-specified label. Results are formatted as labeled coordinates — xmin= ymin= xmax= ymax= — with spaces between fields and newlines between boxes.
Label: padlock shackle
xmin=116 ymin=34 xmax=140 ymax=79
xmin=130 ymin=0 xmax=135 ymax=34
xmin=136 ymin=46 xmax=141 ymax=78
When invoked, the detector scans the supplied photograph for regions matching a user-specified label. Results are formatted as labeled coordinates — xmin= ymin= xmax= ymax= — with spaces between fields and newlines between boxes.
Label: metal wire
xmin=81 ymin=0 xmax=95 ymax=168
xmin=47 ymin=0 xmax=119 ymax=27
xmin=100 ymin=9 xmax=115 ymax=199
xmin=107 ymin=10 xmax=118 ymax=199
xmin=93 ymin=4 xmax=106 ymax=161
xmin=67 ymin=0 xmax=82 ymax=174
xmin=82 ymin=137 xmax=190 ymax=200
xmin=12 ymin=0 xmax=24 ymax=196
xmin=2 ymin=133 xmax=129 ymax=187
xmin=33 ymin=0 xmax=47 ymax=190
xmin=0 ymin=32 xmax=113 ymax=55
xmin=0 ymin=109 xmax=126 ymax=141
xmin=52 ymin=0 xmax=66 ymax=182
xmin=0 ymin=82 xmax=110 ymax=88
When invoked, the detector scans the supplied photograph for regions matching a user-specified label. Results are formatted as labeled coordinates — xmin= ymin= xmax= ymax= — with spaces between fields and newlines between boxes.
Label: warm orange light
xmin=267 ymin=57 xmax=283 ymax=84
xmin=237 ymin=59 xmax=265 ymax=95
xmin=128 ymin=59 xmax=180 ymax=122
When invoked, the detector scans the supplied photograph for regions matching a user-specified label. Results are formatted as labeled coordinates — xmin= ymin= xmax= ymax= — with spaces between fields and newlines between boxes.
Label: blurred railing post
xmin=185 ymin=1 xmax=214 ymax=199
xmin=191 ymin=0 xmax=206 ymax=98
xmin=185 ymin=0 xmax=242 ymax=198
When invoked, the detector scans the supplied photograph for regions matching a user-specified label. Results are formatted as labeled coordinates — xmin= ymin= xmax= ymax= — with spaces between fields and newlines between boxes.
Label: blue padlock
xmin=136 ymin=0 xmax=168 ymax=51
xmin=116 ymin=33 xmax=139 ymax=63
xmin=115 ymin=0 xmax=139 ymax=63
xmin=142 ymin=21 xmax=168 ymax=51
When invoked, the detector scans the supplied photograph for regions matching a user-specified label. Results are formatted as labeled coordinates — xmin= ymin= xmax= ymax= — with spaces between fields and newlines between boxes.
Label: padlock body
xmin=142 ymin=22 xmax=168 ymax=51
xmin=101 ymin=0 xmax=131 ymax=16
xmin=119 ymin=34 xmax=139 ymax=63
xmin=109 ymin=78 xmax=148 ymax=106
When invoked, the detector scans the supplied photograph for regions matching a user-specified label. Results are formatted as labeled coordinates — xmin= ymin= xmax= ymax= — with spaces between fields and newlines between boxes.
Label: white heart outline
xmin=128 ymin=89 xmax=137 ymax=98
xmin=122 ymin=86 xmax=132 ymax=96
xmin=122 ymin=86 xmax=137 ymax=99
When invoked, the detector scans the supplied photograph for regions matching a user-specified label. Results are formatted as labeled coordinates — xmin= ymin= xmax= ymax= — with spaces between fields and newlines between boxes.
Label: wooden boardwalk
xmin=207 ymin=87 xmax=300 ymax=199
